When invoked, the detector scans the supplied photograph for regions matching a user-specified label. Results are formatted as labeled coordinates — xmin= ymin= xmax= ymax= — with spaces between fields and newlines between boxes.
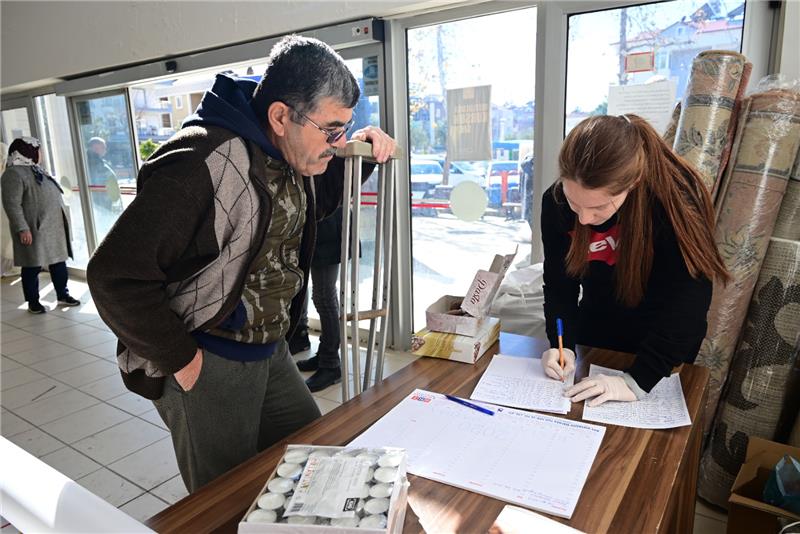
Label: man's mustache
xmin=320 ymin=148 xmax=336 ymax=159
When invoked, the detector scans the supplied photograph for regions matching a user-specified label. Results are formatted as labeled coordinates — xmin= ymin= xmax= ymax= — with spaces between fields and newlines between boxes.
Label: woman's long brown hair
xmin=558 ymin=114 xmax=729 ymax=307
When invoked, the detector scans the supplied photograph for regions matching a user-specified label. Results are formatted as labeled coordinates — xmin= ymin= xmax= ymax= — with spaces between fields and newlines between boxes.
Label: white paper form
xmin=581 ymin=365 xmax=691 ymax=429
xmin=348 ymin=389 xmax=606 ymax=519
xmin=470 ymin=354 xmax=574 ymax=414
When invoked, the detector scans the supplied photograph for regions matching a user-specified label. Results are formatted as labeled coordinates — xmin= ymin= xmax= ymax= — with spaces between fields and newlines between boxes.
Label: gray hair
xmin=251 ymin=35 xmax=359 ymax=122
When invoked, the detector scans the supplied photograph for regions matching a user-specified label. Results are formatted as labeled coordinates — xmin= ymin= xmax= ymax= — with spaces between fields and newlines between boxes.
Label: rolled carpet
xmin=663 ymin=101 xmax=681 ymax=146
xmin=673 ymin=50 xmax=750 ymax=194
xmin=698 ymin=237 xmax=800 ymax=508
xmin=695 ymin=89 xmax=800 ymax=435
xmin=773 ymin=151 xmax=800 ymax=240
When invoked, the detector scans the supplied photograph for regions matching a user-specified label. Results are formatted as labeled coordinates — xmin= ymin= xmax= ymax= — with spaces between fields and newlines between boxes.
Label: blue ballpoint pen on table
xmin=444 ymin=394 xmax=495 ymax=416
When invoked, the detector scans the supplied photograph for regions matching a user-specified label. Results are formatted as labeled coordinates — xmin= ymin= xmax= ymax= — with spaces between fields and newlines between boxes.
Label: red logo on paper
xmin=411 ymin=393 xmax=433 ymax=403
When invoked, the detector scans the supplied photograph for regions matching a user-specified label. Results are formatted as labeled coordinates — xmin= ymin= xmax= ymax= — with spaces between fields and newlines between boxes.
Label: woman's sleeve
xmin=1 ymin=169 xmax=30 ymax=233
xmin=626 ymin=221 xmax=712 ymax=392
xmin=541 ymin=188 xmax=580 ymax=350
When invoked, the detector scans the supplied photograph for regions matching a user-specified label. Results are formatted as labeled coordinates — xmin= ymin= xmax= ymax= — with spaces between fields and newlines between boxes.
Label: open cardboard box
xmin=239 ymin=445 xmax=409 ymax=534
xmin=727 ymin=437 xmax=800 ymax=534
xmin=425 ymin=248 xmax=516 ymax=337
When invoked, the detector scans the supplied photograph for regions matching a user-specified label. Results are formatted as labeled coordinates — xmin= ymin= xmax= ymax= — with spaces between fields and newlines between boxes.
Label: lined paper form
xmin=581 ymin=365 xmax=691 ymax=429
xmin=349 ymin=389 xmax=605 ymax=519
xmin=470 ymin=354 xmax=574 ymax=414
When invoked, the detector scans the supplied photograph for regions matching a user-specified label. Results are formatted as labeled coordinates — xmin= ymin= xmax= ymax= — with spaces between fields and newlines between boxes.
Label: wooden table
xmin=147 ymin=333 xmax=709 ymax=533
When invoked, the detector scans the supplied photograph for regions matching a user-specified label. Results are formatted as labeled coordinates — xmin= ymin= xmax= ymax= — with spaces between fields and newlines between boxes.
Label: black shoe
xmin=296 ymin=355 xmax=319 ymax=372
xmin=58 ymin=295 xmax=81 ymax=307
xmin=289 ymin=332 xmax=311 ymax=354
xmin=27 ymin=302 xmax=46 ymax=314
xmin=305 ymin=367 xmax=341 ymax=392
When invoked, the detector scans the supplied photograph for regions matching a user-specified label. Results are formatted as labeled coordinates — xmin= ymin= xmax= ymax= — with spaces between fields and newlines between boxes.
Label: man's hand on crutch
xmin=350 ymin=126 xmax=396 ymax=163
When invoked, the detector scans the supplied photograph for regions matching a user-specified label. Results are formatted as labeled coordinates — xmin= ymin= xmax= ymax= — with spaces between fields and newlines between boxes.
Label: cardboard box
xmin=239 ymin=445 xmax=409 ymax=534
xmin=411 ymin=316 xmax=500 ymax=364
xmin=727 ymin=437 xmax=800 ymax=534
xmin=425 ymin=249 xmax=516 ymax=337
xmin=425 ymin=295 xmax=486 ymax=337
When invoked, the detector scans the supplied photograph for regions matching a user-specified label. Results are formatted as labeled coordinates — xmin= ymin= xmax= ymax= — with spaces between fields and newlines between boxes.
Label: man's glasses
xmin=291 ymin=106 xmax=354 ymax=145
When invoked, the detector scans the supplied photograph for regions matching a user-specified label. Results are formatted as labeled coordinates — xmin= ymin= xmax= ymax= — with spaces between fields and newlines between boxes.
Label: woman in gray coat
xmin=1 ymin=137 xmax=80 ymax=313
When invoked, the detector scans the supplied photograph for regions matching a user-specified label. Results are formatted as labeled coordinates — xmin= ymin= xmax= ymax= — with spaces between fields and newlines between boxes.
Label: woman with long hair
xmin=540 ymin=114 xmax=728 ymax=406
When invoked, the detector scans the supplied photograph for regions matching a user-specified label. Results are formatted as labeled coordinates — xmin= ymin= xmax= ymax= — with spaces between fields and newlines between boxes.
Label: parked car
xmin=427 ymin=157 xmax=486 ymax=187
xmin=410 ymin=159 xmax=445 ymax=191
xmin=486 ymin=160 xmax=520 ymax=187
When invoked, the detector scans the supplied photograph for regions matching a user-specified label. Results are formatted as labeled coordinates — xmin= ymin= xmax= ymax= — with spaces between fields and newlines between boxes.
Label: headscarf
xmin=6 ymin=137 xmax=62 ymax=192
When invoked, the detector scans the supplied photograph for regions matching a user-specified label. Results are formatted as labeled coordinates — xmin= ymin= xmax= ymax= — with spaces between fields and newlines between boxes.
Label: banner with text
xmin=447 ymin=85 xmax=492 ymax=161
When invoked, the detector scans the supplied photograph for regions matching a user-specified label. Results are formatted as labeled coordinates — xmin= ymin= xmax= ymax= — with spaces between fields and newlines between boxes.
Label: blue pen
xmin=444 ymin=394 xmax=495 ymax=416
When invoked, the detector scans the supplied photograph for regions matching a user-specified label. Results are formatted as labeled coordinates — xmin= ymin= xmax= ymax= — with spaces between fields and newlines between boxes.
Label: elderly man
xmin=87 ymin=35 xmax=395 ymax=492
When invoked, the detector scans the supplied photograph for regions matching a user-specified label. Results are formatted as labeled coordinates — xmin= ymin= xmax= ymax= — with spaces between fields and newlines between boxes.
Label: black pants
xmin=298 ymin=263 xmax=341 ymax=369
xmin=21 ymin=261 xmax=70 ymax=304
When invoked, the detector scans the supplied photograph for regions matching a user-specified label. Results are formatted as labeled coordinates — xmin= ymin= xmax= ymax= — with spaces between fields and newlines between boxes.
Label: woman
xmin=540 ymin=114 xmax=728 ymax=406
xmin=1 ymin=137 xmax=80 ymax=313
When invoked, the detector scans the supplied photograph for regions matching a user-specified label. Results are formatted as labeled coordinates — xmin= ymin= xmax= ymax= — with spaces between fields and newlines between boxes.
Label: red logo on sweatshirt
xmin=587 ymin=225 xmax=619 ymax=266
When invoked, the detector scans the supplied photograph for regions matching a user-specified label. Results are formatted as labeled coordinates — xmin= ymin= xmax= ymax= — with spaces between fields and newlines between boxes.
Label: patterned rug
xmin=695 ymin=89 xmax=800 ymax=435
xmin=698 ymin=237 xmax=800 ymax=507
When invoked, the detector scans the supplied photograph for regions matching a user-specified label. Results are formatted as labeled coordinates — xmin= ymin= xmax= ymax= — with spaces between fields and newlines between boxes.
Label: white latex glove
xmin=565 ymin=374 xmax=637 ymax=406
xmin=541 ymin=348 xmax=576 ymax=381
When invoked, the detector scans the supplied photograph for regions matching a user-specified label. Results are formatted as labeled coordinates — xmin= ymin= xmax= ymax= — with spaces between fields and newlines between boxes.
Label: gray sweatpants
xmin=153 ymin=340 xmax=321 ymax=492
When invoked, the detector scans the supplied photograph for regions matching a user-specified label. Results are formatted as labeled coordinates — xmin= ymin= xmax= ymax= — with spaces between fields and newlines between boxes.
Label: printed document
xmin=581 ymin=365 xmax=691 ymax=429
xmin=349 ymin=389 xmax=605 ymax=519
xmin=470 ymin=354 xmax=573 ymax=414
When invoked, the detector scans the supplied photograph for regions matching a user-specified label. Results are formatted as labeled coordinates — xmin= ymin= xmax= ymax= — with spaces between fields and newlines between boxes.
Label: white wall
xmin=0 ymin=0 xmax=451 ymax=93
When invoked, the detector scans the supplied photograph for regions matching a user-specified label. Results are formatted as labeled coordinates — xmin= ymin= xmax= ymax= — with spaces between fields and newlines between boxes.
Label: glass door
xmin=71 ymin=91 xmax=138 ymax=246
xmin=406 ymin=7 xmax=537 ymax=329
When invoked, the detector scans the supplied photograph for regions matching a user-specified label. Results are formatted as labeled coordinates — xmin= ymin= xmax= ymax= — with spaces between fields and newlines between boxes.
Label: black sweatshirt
xmin=541 ymin=184 xmax=712 ymax=392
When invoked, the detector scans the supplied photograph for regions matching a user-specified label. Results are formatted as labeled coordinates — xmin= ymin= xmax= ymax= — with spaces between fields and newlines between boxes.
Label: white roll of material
xmin=0 ymin=437 xmax=154 ymax=533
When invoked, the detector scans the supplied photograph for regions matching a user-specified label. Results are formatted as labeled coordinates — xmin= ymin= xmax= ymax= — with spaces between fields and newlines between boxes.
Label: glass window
xmin=407 ymin=7 xmax=537 ymax=330
xmin=74 ymin=92 xmax=138 ymax=244
xmin=1 ymin=107 xmax=31 ymax=143
xmin=565 ymin=0 xmax=745 ymax=134
xmin=34 ymin=94 xmax=90 ymax=269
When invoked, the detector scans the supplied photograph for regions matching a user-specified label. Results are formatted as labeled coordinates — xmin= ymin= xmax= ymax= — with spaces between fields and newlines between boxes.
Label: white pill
xmin=359 ymin=514 xmax=388 ymax=528
xmin=267 ymin=477 xmax=295 ymax=494
xmin=353 ymin=484 xmax=371 ymax=499
xmin=373 ymin=466 xmax=397 ymax=484
xmin=377 ymin=453 xmax=402 ymax=467
xmin=309 ymin=450 xmax=331 ymax=458
xmin=364 ymin=498 xmax=390 ymax=515
xmin=283 ymin=449 xmax=310 ymax=464
xmin=277 ymin=463 xmax=302 ymax=478
xmin=257 ymin=492 xmax=285 ymax=510
xmin=369 ymin=483 xmax=393 ymax=498
xmin=247 ymin=509 xmax=277 ymax=523
xmin=288 ymin=515 xmax=318 ymax=524
xmin=331 ymin=517 xmax=361 ymax=527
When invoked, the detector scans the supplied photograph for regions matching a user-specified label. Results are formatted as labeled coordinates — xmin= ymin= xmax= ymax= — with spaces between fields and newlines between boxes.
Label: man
xmin=85 ymin=137 xmax=117 ymax=212
xmin=87 ymin=35 xmax=396 ymax=493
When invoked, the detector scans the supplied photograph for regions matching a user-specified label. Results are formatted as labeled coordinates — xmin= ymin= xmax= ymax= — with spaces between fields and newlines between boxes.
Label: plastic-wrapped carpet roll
xmin=773 ymin=151 xmax=800 ymax=240
xmin=696 ymin=89 xmax=800 ymax=435
xmin=663 ymin=101 xmax=681 ymax=146
xmin=698 ymin=237 xmax=800 ymax=508
xmin=673 ymin=50 xmax=750 ymax=193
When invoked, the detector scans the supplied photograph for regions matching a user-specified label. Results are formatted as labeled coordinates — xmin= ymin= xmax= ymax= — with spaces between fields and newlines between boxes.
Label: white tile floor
xmin=0 ymin=275 xmax=728 ymax=531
